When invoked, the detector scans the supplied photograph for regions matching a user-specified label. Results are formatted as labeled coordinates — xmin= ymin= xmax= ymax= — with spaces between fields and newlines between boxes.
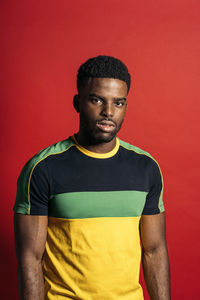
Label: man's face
xmin=76 ymin=77 xmax=128 ymax=143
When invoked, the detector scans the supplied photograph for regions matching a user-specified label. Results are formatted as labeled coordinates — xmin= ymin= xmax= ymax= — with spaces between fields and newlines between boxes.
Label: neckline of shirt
xmin=71 ymin=134 xmax=120 ymax=159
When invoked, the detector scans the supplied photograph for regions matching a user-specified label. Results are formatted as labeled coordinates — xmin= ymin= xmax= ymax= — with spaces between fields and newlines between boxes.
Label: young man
xmin=14 ymin=55 xmax=170 ymax=300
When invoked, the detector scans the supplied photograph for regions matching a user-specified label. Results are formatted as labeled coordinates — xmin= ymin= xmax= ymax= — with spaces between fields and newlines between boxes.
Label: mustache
xmin=97 ymin=118 xmax=116 ymax=126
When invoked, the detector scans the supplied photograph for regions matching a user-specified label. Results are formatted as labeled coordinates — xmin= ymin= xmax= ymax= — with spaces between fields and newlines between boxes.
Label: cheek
xmin=116 ymin=109 xmax=126 ymax=122
xmin=86 ymin=106 xmax=100 ymax=119
xmin=80 ymin=107 xmax=98 ymax=124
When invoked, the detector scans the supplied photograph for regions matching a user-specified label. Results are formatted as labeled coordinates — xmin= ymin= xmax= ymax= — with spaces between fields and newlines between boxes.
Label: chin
xmin=91 ymin=131 xmax=117 ymax=144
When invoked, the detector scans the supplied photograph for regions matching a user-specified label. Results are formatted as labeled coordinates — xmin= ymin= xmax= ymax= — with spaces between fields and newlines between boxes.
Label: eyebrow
xmin=89 ymin=93 xmax=127 ymax=101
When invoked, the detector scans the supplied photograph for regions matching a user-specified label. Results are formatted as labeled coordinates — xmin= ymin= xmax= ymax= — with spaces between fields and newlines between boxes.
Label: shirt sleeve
xmin=13 ymin=157 xmax=50 ymax=215
xmin=142 ymin=159 xmax=164 ymax=215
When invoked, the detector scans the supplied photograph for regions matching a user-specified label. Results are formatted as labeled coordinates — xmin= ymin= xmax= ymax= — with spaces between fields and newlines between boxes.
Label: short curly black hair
xmin=77 ymin=55 xmax=131 ymax=93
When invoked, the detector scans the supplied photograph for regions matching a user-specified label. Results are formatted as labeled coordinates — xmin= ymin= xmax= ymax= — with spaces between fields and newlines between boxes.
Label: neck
xmin=74 ymin=132 xmax=117 ymax=154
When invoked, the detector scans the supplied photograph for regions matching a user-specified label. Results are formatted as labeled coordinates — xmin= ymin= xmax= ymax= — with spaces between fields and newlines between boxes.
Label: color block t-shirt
xmin=14 ymin=135 xmax=164 ymax=300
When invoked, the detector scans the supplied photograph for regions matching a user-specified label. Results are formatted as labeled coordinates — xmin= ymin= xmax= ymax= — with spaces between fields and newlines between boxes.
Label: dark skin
xmin=14 ymin=77 xmax=170 ymax=300
xmin=140 ymin=213 xmax=171 ymax=300
xmin=73 ymin=77 xmax=128 ymax=153
xmin=14 ymin=214 xmax=48 ymax=300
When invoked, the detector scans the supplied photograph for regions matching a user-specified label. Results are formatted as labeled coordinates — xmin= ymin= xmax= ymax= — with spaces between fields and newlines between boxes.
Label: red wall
xmin=1 ymin=0 xmax=200 ymax=298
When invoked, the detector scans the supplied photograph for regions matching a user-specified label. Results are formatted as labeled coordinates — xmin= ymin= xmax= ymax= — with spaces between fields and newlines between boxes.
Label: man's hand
xmin=14 ymin=213 xmax=48 ymax=300
xmin=140 ymin=212 xmax=171 ymax=300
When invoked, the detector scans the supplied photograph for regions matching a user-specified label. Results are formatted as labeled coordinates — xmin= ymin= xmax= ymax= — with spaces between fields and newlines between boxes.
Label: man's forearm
xmin=17 ymin=260 xmax=44 ymax=300
xmin=142 ymin=244 xmax=170 ymax=300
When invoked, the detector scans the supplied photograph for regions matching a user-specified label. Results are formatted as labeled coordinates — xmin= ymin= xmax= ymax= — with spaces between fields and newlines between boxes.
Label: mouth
xmin=96 ymin=120 xmax=116 ymax=133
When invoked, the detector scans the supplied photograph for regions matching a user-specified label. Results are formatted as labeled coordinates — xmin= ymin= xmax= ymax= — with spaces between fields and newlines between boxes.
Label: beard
xmin=89 ymin=130 xmax=117 ymax=144
xmin=80 ymin=117 xmax=123 ymax=145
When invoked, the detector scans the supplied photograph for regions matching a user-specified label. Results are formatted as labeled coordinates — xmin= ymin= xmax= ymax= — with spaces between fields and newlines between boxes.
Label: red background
xmin=1 ymin=0 xmax=200 ymax=299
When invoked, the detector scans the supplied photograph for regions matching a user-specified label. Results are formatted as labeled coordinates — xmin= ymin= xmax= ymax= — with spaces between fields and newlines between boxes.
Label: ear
xmin=73 ymin=94 xmax=80 ymax=113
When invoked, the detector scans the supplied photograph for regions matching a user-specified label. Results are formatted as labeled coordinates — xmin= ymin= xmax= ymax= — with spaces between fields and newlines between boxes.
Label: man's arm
xmin=14 ymin=213 xmax=48 ymax=300
xmin=140 ymin=212 xmax=170 ymax=300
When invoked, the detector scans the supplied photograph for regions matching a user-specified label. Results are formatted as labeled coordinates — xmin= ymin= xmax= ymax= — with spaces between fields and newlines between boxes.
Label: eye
xmin=115 ymin=101 xmax=124 ymax=107
xmin=91 ymin=98 xmax=102 ymax=104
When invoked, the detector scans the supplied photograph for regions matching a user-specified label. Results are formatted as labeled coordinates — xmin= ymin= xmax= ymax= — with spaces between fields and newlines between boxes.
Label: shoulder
xmin=32 ymin=137 xmax=74 ymax=162
xmin=18 ymin=137 xmax=74 ymax=178
xmin=118 ymin=137 xmax=155 ymax=160
xmin=118 ymin=137 xmax=162 ymax=174
xmin=118 ymin=138 xmax=151 ymax=156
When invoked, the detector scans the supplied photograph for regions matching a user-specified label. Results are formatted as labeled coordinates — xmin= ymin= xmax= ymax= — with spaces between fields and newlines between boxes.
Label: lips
xmin=96 ymin=120 xmax=116 ymax=133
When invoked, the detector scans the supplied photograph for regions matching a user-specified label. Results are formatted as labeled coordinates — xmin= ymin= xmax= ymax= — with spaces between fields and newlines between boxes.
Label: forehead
xmin=81 ymin=78 xmax=128 ymax=97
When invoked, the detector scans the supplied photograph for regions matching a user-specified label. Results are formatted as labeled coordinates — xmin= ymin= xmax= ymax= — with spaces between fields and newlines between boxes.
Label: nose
xmin=101 ymin=103 xmax=114 ymax=118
